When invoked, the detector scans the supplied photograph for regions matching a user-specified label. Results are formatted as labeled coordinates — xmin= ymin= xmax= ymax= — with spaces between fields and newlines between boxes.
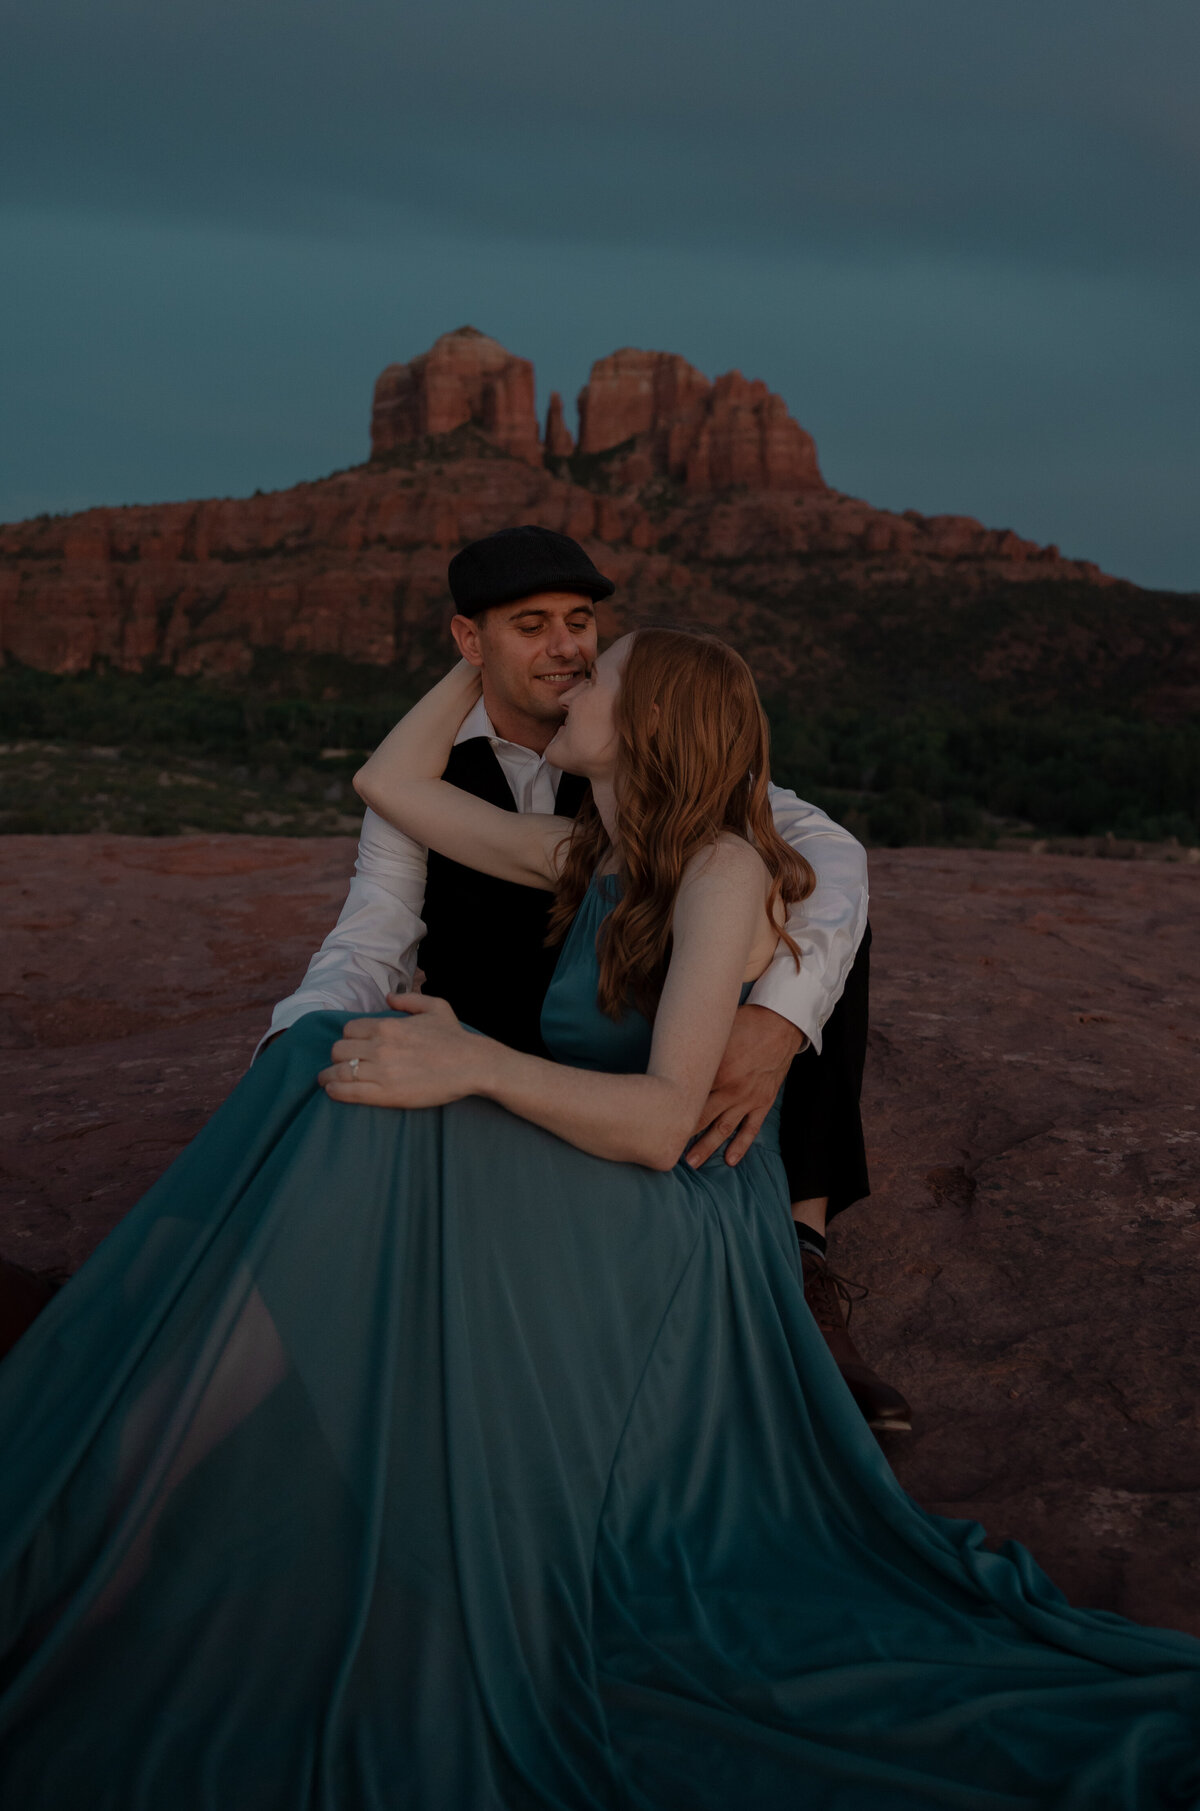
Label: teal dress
xmin=1 ymin=876 xmax=1198 ymax=1809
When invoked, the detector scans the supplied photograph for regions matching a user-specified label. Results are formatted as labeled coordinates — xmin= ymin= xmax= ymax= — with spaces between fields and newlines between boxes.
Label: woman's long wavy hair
xmin=546 ymin=627 xmax=815 ymax=1019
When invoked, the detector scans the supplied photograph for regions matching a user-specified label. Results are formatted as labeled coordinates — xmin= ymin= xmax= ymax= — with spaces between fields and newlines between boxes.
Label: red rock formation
xmin=577 ymin=349 xmax=712 ymax=457
xmin=370 ymin=326 xmax=540 ymax=465
xmin=543 ymin=392 xmax=574 ymax=460
xmin=1 ymin=329 xmax=1143 ymax=694
xmin=685 ymin=372 xmax=824 ymax=492
xmin=575 ymin=349 xmax=824 ymax=493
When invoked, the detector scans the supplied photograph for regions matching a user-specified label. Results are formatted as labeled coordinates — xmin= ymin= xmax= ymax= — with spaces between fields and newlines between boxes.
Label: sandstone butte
xmin=0 ymin=324 xmax=1129 ymax=689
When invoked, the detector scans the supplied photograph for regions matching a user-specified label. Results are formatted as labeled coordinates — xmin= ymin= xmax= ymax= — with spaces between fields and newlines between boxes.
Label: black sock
xmin=793 ymin=1221 xmax=826 ymax=1260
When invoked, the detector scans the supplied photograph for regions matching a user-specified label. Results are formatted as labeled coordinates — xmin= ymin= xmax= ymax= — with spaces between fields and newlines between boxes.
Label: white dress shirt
xmin=260 ymin=697 xmax=868 ymax=1058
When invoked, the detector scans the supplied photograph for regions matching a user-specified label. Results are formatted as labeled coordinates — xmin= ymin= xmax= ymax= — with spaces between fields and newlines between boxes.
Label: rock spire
xmin=576 ymin=348 xmax=826 ymax=493
xmin=370 ymin=326 xmax=541 ymax=465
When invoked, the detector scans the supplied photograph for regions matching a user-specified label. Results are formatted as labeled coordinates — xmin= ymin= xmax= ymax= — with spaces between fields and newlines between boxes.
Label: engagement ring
xmin=348 ymin=1057 xmax=360 ymax=1079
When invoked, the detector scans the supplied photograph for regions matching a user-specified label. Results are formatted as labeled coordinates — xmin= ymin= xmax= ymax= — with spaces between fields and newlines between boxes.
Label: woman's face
xmin=544 ymin=633 xmax=632 ymax=781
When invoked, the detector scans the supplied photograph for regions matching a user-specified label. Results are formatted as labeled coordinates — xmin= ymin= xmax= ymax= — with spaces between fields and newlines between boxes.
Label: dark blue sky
xmin=3 ymin=0 xmax=1197 ymax=589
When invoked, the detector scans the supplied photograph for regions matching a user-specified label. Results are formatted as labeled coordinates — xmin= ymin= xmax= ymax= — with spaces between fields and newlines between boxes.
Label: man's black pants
xmin=778 ymin=924 xmax=871 ymax=1222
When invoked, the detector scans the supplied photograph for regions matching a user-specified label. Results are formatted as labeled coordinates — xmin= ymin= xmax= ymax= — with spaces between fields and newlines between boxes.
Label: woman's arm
xmin=353 ymin=662 xmax=568 ymax=889
xmin=321 ymin=838 xmax=771 ymax=1170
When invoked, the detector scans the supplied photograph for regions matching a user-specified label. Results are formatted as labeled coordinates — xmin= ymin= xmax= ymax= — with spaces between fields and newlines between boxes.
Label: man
xmin=262 ymin=525 xmax=911 ymax=1431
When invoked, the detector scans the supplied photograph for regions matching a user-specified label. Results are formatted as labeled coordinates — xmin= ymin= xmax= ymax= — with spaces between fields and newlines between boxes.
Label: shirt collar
xmin=453 ymin=695 xmax=544 ymax=764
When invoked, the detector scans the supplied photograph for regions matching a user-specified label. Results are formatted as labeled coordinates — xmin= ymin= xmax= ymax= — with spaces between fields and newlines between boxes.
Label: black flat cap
xmin=448 ymin=525 xmax=615 ymax=617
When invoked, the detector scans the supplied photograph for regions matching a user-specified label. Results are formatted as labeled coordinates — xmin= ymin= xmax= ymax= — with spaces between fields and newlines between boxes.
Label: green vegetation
xmin=2 ymin=663 xmax=1195 ymax=846
xmin=0 ymin=666 xmax=415 ymax=836
xmin=0 ymin=662 xmax=419 ymax=765
xmin=0 ymin=742 xmax=366 ymax=837
xmin=766 ymin=704 xmax=1200 ymax=849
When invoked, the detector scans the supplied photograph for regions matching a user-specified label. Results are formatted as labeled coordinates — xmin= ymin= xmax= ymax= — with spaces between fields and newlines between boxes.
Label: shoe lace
xmin=804 ymin=1259 xmax=869 ymax=1332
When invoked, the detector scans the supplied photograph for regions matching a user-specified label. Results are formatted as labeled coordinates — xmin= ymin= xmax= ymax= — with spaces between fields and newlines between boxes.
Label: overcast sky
xmin=2 ymin=0 xmax=1197 ymax=589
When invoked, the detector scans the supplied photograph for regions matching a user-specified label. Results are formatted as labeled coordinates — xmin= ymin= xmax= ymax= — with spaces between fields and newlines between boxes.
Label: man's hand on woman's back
xmin=687 ymin=1004 xmax=804 ymax=1169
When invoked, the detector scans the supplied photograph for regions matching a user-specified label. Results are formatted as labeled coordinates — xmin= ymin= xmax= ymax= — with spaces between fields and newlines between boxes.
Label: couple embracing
xmin=0 ymin=529 xmax=1197 ymax=1807
xmin=263 ymin=524 xmax=904 ymax=1436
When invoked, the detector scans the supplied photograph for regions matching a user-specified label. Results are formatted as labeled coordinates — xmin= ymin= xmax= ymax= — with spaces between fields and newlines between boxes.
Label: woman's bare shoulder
xmin=680 ymin=833 xmax=769 ymax=892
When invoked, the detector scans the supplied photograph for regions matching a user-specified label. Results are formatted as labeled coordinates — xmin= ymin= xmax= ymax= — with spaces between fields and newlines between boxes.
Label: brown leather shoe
xmin=801 ymin=1251 xmax=913 ymax=1433
xmin=0 ymin=1258 xmax=60 ymax=1362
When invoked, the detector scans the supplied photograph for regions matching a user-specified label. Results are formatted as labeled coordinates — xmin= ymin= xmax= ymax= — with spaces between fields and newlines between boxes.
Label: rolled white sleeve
xmin=747 ymin=786 xmax=869 ymax=1055
xmin=254 ymin=808 xmax=429 ymax=1059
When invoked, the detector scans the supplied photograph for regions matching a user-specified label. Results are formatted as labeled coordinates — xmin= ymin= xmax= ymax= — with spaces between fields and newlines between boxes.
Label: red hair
xmin=547 ymin=628 xmax=813 ymax=1018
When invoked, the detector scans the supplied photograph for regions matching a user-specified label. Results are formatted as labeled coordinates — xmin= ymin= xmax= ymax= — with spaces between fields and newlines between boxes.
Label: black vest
xmin=418 ymin=740 xmax=590 ymax=1056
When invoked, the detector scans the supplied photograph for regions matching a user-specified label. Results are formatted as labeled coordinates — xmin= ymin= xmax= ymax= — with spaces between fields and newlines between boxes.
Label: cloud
xmin=1 ymin=0 xmax=1196 ymax=589
xmin=4 ymin=0 xmax=1198 ymax=274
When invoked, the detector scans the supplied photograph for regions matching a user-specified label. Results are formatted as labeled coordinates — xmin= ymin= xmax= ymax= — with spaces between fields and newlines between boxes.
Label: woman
xmin=0 ymin=629 xmax=1197 ymax=1810
xmin=322 ymin=631 xmax=809 ymax=1172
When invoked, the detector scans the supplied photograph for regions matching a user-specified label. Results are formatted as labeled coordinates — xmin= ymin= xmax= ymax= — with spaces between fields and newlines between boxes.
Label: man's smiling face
xmin=450 ymin=590 xmax=600 ymax=753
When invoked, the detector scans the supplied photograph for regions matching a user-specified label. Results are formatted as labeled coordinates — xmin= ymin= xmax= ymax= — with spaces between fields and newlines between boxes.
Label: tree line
xmin=2 ymin=663 xmax=1196 ymax=847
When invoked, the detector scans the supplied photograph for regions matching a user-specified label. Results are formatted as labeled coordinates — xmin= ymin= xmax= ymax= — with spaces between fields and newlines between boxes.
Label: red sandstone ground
xmin=1 ymin=836 xmax=1197 ymax=1633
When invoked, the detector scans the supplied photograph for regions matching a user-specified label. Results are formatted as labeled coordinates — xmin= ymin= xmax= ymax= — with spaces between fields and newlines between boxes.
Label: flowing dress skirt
xmin=0 ymin=1012 xmax=1197 ymax=1809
